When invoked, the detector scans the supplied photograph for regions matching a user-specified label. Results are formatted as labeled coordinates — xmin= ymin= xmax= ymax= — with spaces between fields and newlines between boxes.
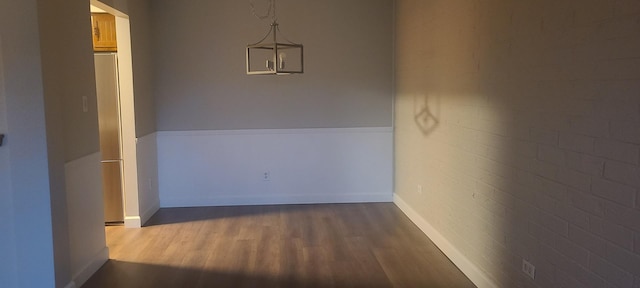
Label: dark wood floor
xmin=83 ymin=203 xmax=476 ymax=288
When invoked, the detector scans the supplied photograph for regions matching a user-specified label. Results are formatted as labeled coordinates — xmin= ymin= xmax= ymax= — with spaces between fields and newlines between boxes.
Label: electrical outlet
xmin=522 ymin=259 xmax=536 ymax=279
xmin=263 ymin=171 xmax=270 ymax=181
xmin=417 ymin=185 xmax=423 ymax=195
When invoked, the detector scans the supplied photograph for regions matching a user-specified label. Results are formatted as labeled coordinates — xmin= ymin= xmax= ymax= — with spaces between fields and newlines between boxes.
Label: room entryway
xmin=90 ymin=0 xmax=141 ymax=228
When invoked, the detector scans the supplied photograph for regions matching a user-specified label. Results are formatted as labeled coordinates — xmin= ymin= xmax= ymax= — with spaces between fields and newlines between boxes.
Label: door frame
xmin=91 ymin=0 xmax=142 ymax=228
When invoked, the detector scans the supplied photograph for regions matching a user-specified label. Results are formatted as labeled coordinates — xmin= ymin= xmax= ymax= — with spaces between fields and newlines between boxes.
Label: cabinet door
xmin=91 ymin=13 xmax=117 ymax=52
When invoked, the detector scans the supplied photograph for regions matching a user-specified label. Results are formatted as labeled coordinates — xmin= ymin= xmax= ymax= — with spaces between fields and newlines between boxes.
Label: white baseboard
xmin=141 ymin=199 xmax=160 ymax=225
xmin=393 ymin=193 xmax=498 ymax=288
xmin=124 ymin=216 xmax=141 ymax=228
xmin=70 ymin=246 xmax=109 ymax=287
xmin=162 ymin=192 xmax=392 ymax=208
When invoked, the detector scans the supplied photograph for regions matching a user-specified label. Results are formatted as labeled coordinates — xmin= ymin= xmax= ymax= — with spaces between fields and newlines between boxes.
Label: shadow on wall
xmin=413 ymin=94 xmax=440 ymax=136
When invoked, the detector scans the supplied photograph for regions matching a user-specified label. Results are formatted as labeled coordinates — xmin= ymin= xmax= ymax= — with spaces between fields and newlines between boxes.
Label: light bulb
xmin=279 ymin=52 xmax=286 ymax=69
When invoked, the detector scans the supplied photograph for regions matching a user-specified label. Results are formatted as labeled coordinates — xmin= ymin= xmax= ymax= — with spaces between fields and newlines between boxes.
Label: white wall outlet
xmin=522 ymin=259 xmax=536 ymax=279
xmin=417 ymin=185 xmax=423 ymax=195
xmin=263 ymin=171 xmax=270 ymax=181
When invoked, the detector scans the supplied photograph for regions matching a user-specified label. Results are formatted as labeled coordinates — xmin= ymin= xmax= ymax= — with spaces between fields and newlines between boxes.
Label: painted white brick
xmin=516 ymin=170 xmax=537 ymax=187
xmin=601 ymin=80 xmax=640 ymax=104
xmin=574 ymin=0 xmax=614 ymax=25
xmin=537 ymin=210 xmax=569 ymax=237
xmin=594 ymin=138 xmax=640 ymax=164
xmin=536 ymin=176 xmax=568 ymax=201
xmin=568 ymin=117 xmax=610 ymax=138
xmin=564 ymin=262 xmax=609 ymax=288
xmin=509 ymin=233 xmax=540 ymax=261
xmin=596 ymin=58 xmax=640 ymax=80
xmin=562 ymin=98 xmax=596 ymax=117
xmin=612 ymin=121 xmax=640 ymax=145
xmin=605 ymin=243 xmax=640 ymax=276
xmin=596 ymin=99 xmax=640 ymax=122
xmin=533 ymin=160 xmax=560 ymax=182
xmin=517 ymin=140 xmax=539 ymax=157
xmin=513 ymin=153 xmax=536 ymax=171
xmin=571 ymin=188 xmax=606 ymax=217
xmin=566 ymin=151 xmax=605 ymax=176
xmin=558 ymin=203 xmax=591 ymax=229
xmin=541 ymin=243 xmax=607 ymax=288
xmin=559 ymin=133 xmax=595 ymax=153
xmin=568 ymin=80 xmax=600 ymax=100
xmin=614 ymin=0 xmax=640 ymax=16
xmin=590 ymin=216 xmax=635 ymax=250
xmin=604 ymin=160 xmax=640 ymax=188
xmin=574 ymin=40 xmax=612 ymax=62
xmin=555 ymin=235 xmax=590 ymax=267
xmin=529 ymin=221 xmax=556 ymax=246
xmin=590 ymin=253 xmax=635 ymax=288
xmin=592 ymin=177 xmax=637 ymax=207
xmin=596 ymin=17 xmax=640 ymax=40
xmin=569 ymin=225 xmax=607 ymax=257
xmin=538 ymin=144 xmax=566 ymax=166
xmin=530 ymin=128 xmax=559 ymax=145
xmin=557 ymin=167 xmax=592 ymax=191
xmin=556 ymin=270 xmax=586 ymax=288
xmin=394 ymin=1 xmax=640 ymax=287
xmin=534 ymin=192 xmax=559 ymax=215
xmin=603 ymin=201 xmax=640 ymax=232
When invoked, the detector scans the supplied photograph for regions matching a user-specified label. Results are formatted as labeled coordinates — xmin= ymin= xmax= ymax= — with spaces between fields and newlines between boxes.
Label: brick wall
xmin=394 ymin=0 xmax=640 ymax=287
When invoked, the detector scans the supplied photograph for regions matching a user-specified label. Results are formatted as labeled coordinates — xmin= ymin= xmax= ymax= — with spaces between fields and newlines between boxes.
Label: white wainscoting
xmin=157 ymin=127 xmax=393 ymax=207
xmin=136 ymin=132 xmax=160 ymax=224
xmin=65 ymin=152 xmax=108 ymax=287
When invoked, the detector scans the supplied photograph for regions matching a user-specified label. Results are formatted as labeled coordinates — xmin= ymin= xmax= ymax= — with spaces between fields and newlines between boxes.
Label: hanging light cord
xmin=249 ymin=0 xmax=277 ymax=22
xmin=248 ymin=0 xmax=300 ymax=46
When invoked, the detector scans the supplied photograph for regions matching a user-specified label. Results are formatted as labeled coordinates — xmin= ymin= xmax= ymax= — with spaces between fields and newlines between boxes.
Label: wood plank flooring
xmin=83 ymin=203 xmax=476 ymax=288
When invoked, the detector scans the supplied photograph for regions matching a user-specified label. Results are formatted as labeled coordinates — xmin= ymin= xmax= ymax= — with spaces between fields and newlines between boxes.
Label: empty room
xmin=1 ymin=0 xmax=639 ymax=287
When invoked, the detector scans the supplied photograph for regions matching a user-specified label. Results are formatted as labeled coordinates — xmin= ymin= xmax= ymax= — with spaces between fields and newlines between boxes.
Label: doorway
xmin=90 ymin=1 xmax=142 ymax=228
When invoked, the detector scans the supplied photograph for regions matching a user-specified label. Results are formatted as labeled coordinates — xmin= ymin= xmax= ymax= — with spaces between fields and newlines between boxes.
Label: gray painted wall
xmin=129 ymin=0 xmax=156 ymax=137
xmin=0 ymin=0 xmax=57 ymax=286
xmin=152 ymin=0 xmax=394 ymax=131
xmin=0 ymin=31 xmax=17 ymax=288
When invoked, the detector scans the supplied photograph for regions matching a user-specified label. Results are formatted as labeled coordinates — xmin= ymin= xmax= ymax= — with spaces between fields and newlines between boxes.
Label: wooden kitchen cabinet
xmin=91 ymin=13 xmax=117 ymax=52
